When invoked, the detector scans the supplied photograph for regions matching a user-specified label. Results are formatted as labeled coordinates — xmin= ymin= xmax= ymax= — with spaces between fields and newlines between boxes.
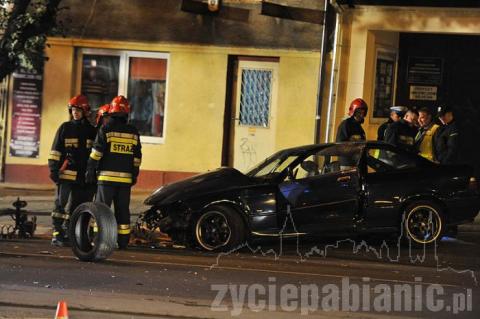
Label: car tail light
xmin=468 ymin=177 xmax=478 ymax=191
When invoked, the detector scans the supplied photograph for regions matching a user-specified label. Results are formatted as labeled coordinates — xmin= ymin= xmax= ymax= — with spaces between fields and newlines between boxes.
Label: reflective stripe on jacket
xmin=416 ymin=124 xmax=440 ymax=161
xmin=48 ymin=119 xmax=97 ymax=183
xmin=87 ymin=118 xmax=142 ymax=186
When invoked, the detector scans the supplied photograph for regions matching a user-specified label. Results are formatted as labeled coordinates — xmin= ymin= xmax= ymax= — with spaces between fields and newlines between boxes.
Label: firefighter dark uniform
xmin=384 ymin=119 xmax=418 ymax=153
xmin=336 ymin=116 xmax=366 ymax=142
xmin=434 ymin=120 xmax=459 ymax=165
xmin=86 ymin=96 xmax=142 ymax=249
xmin=48 ymin=95 xmax=97 ymax=246
xmin=336 ymin=98 xmax=368 ymax=168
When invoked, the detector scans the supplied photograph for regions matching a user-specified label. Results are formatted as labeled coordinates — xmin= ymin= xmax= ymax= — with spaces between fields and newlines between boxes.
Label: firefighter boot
xmin=51 ymin=210 xmax=69 ymax=247
xmin=51 ymin=229 xmax=67 ymax=247
xmin=62 ymin=219 xmax=71 ymax=245
xmin=117 ymin=234 xmax=130 ymax=250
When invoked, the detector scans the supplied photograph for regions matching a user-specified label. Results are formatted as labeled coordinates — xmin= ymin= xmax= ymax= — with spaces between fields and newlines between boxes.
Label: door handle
xmin=337 ymin=176 xmax=351 ymax=183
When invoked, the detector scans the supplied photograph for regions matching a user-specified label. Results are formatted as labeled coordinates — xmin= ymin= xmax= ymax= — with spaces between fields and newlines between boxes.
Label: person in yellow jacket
xmin=414 ymin=107 xmax=440 ymax=161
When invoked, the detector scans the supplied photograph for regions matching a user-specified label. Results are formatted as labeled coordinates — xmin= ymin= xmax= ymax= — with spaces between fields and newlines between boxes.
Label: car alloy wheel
xmin=405 ymin=204 xmax=443 ymax=244
xmin=195 ymin=210 xmax=232 ymax=251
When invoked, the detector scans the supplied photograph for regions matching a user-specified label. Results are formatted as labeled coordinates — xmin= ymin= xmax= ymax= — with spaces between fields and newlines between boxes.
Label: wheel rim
xmin=405 ymin=205 xmax=442 ymax=244
xmin=74 ymin=211 xmax=99 ymax=253
xmin=195 ymin=211 xmax=231 ymax=251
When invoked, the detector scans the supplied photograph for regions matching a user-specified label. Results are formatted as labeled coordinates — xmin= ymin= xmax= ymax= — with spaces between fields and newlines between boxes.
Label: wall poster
xmin=9 ymin=68 xmax=43 ymax=158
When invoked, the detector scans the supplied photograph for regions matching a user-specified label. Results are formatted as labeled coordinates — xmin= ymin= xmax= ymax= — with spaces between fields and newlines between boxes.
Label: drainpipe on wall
xmin=313 ymin=0 xmax=330 ymax=145
xmin=324 ymin=0 xmax=343 ymax=143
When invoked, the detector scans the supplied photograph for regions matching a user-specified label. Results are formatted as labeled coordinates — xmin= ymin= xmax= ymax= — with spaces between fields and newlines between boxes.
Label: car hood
xmin=144 ymin=167 xmax=253 ymax=206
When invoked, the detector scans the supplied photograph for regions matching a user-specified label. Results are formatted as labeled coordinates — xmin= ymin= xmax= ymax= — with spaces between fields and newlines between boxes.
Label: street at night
xmin=1 ymin=189 xmax=479 ymax=318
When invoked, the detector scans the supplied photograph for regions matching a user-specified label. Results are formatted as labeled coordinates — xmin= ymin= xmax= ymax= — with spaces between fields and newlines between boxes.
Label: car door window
xmin=367 ymin=148 xmax=418 ymax=173
xmin=288 ymin=144 xmax=363 ymax=180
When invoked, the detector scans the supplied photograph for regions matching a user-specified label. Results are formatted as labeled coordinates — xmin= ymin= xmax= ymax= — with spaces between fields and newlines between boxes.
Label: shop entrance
xmin=395 ymin=33 xmax=480 ymax=175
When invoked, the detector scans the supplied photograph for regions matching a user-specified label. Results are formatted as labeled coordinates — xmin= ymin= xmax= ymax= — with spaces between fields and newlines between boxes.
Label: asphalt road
xmin=1 ymin=187 xmax=479 ymax=318
xmin=1 ymin=233 xmax=479 ymax=319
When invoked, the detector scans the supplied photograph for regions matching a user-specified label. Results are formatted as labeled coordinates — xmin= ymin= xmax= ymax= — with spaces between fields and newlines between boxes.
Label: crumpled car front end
xmin=135 ymin=167 xmax=254 ymax=246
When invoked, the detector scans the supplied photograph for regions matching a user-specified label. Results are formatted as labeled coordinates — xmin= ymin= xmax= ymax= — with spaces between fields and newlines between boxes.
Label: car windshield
xmin=245 ymin=143 xmax=365 ymax=179
xmin=246 ymin=153 xmax=299 ymax=179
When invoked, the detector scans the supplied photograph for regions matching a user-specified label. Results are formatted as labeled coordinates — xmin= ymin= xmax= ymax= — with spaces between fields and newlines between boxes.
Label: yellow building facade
xmin=3 ymin=38 xmax=321 ymax=189
xmin=3 ymin=1 xmax=480 ymax=189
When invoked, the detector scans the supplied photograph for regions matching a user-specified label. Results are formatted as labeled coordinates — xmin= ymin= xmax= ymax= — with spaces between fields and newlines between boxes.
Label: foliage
xmin=0 ymin=0 xmax=63 ymax=81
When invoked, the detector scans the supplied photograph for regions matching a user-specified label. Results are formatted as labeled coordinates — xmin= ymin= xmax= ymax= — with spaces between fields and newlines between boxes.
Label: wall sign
xmin=409 ymin=85 xmax=437 ymax=101
xmin=9 ymin=68 xmax=43 ymax=158
xmin=372 ymin=50 xmax=397 ymax=118
xmin=407 ymin=57 xmax=443 ymax=85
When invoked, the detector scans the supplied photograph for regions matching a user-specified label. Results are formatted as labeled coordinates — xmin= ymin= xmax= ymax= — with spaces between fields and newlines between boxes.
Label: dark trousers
xmin=52 ymin=183 xmax=95 ymax=234
xmin=95 ymin=184 xmax=132 ymax=248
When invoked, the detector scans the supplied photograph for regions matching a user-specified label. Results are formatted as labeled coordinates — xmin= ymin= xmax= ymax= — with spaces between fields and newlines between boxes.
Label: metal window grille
xmin=239 ymin=69 xmax=272 ymax=127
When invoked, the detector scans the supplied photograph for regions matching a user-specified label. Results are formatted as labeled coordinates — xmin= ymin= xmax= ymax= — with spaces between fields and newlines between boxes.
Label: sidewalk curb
xmin=0 ymin=182 xmax=155 ymax=194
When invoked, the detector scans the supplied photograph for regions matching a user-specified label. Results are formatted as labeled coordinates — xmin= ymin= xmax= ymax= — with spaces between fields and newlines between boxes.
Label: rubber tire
xmin=402 ymin=200 xmax=445 ymax=246
xmin=69 ymin=202 xmax=117 ymax=262
xmin=194 ymin=205 xmax=245 ymax=252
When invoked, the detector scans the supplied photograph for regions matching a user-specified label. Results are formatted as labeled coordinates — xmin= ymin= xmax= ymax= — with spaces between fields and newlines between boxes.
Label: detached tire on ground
xmin=194 ymin=205 xmax=245 ymax=252
xmin=69 ymin=202 xmax=117 ymax=262
xmin=402 ymin=200 xmax=445 ymax=246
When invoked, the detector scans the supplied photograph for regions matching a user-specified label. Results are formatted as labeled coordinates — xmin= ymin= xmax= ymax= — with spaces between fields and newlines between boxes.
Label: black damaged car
xmin=140 ymin=142 xmax=479 ymax=250
xmin=70 ymin=142 xmax=480 ymax=260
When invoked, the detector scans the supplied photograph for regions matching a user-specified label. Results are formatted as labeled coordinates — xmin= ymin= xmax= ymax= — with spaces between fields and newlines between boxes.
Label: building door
xmin=0 ymin=76 xmax=10 ymax=181
xmin=230 ymin=59 xmax=279 ymax=172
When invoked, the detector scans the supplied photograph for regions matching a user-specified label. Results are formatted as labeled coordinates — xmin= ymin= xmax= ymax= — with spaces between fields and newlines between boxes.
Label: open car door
xmin=278 ymin=144 xmax=364 ymax=235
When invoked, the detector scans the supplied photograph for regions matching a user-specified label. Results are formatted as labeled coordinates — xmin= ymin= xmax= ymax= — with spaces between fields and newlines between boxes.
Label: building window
xmin=78 ymin=49 xmax=169 ymax=143
xmin=81 ymin=54 xmax=120 ymax=113
xmin=239 ymin=69 xmax=272 ymax=127
xmin=128 ymin=57 xmax=167 ymax=137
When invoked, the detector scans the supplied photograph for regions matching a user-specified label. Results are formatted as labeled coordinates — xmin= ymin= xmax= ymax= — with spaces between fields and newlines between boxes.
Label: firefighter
xmin=48 ymin=94 xmax=97 ymax=246
xmin=336 ymin=98 xmax=368 ymax=142
xmin=335 ymin=98 xmax=368 ymax=169
xmin=415 ymin=107 xmax=440 ymax=161
xmin=95 ymin=104 xmax=110 ymax=128
xmin=86 ymin=96 xmax=142 ymax=249
xmin=384 ymin=107 xmax=418 ymax=152
xmin=434 ymin=106 xmax=459 ymax=164
xmin=377 ymin=106 xmax=407 ymax=141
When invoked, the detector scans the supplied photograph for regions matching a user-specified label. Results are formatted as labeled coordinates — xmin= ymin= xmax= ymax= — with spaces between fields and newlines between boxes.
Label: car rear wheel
xmin=69 ymin=202 xmax=117 ymax=262
xmin=195 ymin=205 xmax=245 ymax=251
xmin=403 ymin=201 xmax=444 ymax=245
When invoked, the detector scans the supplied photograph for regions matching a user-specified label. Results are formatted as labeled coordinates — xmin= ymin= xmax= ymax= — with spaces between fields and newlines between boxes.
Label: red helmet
xmin=95 ymin=104 xmax=110 ymax=126
xmin=109 ymin=95 xmax=130 ymax=115
xmin=348 ymin=98 xmax=368 ymax=116
xmin=68 ymin=94 xmax=90 ymax=113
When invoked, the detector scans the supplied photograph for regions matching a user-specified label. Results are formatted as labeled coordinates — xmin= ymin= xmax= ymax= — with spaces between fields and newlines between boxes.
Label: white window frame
xmin=77 ymin=48 xmax=170 ymax=144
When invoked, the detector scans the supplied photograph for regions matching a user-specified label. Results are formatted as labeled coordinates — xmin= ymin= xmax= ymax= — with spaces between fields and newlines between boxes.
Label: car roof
xmin=279 ymin=140 xmax=391 ymax=154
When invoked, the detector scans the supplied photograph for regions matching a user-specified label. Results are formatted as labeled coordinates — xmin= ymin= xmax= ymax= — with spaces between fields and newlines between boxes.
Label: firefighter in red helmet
xmin=95 ymin=104 xmax=110 ymax=128
xmin=336 ymin=98 xmax=368 ymax=142
xmin=86 ymin=95 xmax=142 ymax=249
xmin=335 ymin=98 xmax=368 ymax=169
xmin=48 ymin=94 xmax=97 ymax=246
